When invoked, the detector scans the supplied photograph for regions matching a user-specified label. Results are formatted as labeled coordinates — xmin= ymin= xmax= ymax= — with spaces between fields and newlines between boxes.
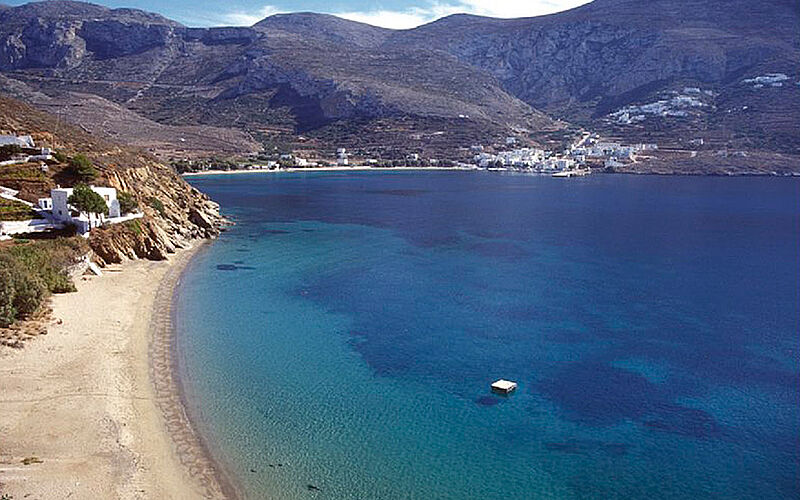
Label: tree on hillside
xmin=69 ymin=154 xmax=97 ymax=181
xmin=68 ymin=184 xmax=108 ymax=220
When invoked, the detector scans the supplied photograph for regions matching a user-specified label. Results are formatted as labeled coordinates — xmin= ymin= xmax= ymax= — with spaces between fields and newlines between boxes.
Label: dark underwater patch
xmin=538 ymin=362 xmax=721 ymax=438
xmin=544 ymin=439 xmax=628 ymax=457
xmin=644 ymin=406 xmax=720 ymax=438
xmin=216 ymin=264 xmax=256 ymax=271
xmin=468 ymin=241 xmax=530 ymax=259
xmin=476 ymin=396 xmax=503 ymax=407
xmin=265 ymin=229 xmax=291 ymax=234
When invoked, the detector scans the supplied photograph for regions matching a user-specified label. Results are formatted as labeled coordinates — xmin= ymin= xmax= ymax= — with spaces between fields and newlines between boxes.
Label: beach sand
xmin=0 ymin=243 xmax=233 ymax=499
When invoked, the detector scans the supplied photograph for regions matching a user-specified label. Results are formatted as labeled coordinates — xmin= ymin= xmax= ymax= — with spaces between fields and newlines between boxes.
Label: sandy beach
xmin=0 ymin=243 xmax=233 ymax=499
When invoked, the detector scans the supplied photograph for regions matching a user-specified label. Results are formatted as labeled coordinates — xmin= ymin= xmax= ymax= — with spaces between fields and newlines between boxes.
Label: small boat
xmin=491 ymin=379 xmax=518 ymax=394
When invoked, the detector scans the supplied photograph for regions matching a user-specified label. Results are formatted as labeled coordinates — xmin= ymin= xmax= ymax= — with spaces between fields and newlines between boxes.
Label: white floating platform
xmin=491 ymin=379 xmax=518 ymax=394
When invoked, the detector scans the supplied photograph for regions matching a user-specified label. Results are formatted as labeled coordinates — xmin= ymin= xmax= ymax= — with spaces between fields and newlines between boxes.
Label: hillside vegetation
xmin=0 ymin=94 xmax=224 ymax=264
xmin=0 ymin=237 xmax=87 ymax=329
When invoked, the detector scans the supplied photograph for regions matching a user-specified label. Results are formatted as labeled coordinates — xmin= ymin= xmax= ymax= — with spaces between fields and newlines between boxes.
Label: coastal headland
xmin=0 ymin=244 xmax=234 ymax=499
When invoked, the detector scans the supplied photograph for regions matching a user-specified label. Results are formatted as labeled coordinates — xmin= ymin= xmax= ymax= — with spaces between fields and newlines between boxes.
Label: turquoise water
xmin=177 ymin=171 xmax=799 ymax=499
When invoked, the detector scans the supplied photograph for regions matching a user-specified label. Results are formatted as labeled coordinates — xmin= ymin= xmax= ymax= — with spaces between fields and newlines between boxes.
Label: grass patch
xmin=125 ymin=219 xmax=143 ymax=235
xmin=0 ymin=164 xmax=47 ymax=182
xmin=0 ymin=198 xmax=39 ymax=221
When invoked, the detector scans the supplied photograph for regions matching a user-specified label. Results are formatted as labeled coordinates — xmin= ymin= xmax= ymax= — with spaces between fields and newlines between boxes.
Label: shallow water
xmin=177 ymin=171 xmax=799 ymax=499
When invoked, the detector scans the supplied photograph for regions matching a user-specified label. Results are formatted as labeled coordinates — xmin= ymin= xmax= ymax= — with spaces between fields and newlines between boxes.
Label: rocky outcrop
xmin=80 ymin=20 xmax=175 ymax=60
xmin=90 ymin=160 xmax=225 ymax=265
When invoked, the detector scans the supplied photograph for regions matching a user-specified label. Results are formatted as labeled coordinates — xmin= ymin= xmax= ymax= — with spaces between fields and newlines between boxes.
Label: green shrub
xmin=69 ymin=184 xmax=108 ymax=217
xmin=0 ymin=238 xmax=86 ymax=327
xmin=53 ymin=150 xmax=69 ymax=163
xmin=0 ymin=144 xmax=22 ymax=160
xmin=118 ymin=191 xmax=138 ymax=214
xmin=12 ymin=272 xmax=46 ymax=318
xmin=148 ymin=197 xmax=165 ymax=217
xmin=0 ymin=269 xmax=17 ymax=327
xmin=125 ymin=219 xmax=143 ymax=235
xmin=0 ymin=255 xmax=45 ymax=325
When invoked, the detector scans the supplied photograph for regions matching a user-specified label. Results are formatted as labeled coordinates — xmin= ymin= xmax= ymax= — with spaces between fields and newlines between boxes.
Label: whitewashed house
xmin=555 ymin=158 xmax=575 ymax=170
xmin=0 ymin=134 xmax=35 ymax=148
xmin=38 ymin=197 xmax=52 ymax=210
xmin=48 ymin=186 xmax=122 ymax=234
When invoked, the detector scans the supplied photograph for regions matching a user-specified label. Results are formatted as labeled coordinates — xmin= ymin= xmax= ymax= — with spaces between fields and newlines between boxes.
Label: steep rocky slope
xmin=0 ymin=1 xmax=554 ymax=158
xmin=389 ymin=0 xmax=800 ymax=155
xmin=0 ymin=94 xmax=224 ymax=263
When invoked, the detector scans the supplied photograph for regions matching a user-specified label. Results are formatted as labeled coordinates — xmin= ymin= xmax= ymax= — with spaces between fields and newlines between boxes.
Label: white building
xmin=38 ymin=197 xmax=52 ymax=210
xmin=49 ymin=186 xmax=122 ymax=234
xmin=0 ymin=134 xmax=35 ymax=149
xmin=337 ymin=148 xmax=349 ymax=166
xmin=555 ymin=158 xmax=575 ymax=170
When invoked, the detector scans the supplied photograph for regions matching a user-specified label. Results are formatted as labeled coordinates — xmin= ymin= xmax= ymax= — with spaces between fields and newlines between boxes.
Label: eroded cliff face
xmin=89 ymin=159 xmax=224 ymax=265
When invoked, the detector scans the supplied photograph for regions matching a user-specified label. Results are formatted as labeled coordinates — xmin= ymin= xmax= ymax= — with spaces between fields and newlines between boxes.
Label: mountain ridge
xmin=1 ymin=0 xmax=797 ymax=168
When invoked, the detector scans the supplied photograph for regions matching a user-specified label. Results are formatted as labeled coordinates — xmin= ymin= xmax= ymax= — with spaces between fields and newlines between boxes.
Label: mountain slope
xmin=0 ymin=0 xmax=797 ymax=166
xmin=0 ymin=1 xmax=555 ymax=159
xmin=389 ymin=0 xmax=800 ymax=154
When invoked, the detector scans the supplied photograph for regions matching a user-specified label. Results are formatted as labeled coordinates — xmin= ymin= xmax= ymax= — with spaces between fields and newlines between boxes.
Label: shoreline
xmin=0 ymin=241 xmax=234 ymax=499
xmin=181 ymin=166 xmax=800 ymax=178
xmin=150 ymin=241 xmax=240 ymax=499
xmin=182 ymin=166 xmax=479 ymax=176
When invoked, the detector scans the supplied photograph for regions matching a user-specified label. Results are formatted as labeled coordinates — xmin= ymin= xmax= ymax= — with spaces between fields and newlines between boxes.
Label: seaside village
xmin=179 ymin=130 xmax=657 ymax=177
xmin=0 ymin=133 xmax=142 ymax=240
xmin=469 ymin=135 xmax=658 ymax=176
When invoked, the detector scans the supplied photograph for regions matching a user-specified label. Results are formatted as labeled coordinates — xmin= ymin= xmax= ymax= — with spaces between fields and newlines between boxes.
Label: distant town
xmin=172 ymin=132 xmax=658 ymax=178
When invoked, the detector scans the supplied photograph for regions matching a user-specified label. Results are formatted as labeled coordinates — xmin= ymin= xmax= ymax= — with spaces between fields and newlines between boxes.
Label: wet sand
xmin=0 ymin=243 xmax=235 ymax=499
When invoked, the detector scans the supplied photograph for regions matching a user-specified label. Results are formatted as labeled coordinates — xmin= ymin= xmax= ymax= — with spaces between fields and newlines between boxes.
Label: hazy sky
xmin=4 ymin=0 xmax=592 ymax=28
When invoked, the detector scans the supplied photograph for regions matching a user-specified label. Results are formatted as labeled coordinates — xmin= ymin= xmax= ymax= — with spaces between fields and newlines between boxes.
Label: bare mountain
xmin=0 ymin=0 xmax=797 ymax=168
xmin=389 ymin=0 xmax=800 ymax=156
xmin=0 ymin=1 xmax=554 ymax=160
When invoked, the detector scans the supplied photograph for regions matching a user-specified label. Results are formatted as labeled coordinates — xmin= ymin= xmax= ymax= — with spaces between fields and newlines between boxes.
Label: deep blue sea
xmin=178 ymin=171 xmax=799 ymax=499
